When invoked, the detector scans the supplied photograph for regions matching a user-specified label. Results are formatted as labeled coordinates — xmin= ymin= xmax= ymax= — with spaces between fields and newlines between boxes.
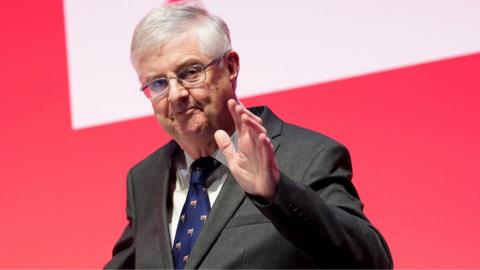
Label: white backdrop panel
xmin=64 ymin=0 xmax=480 ymax=129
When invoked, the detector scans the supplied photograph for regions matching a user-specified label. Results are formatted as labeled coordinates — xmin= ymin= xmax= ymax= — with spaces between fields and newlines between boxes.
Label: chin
xmin=175 ymin=112 xmax=212 ymax=138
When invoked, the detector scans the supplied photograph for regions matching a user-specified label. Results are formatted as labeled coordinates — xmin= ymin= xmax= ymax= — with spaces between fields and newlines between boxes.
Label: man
xmin=105 ymin=2 xmax=392 ymax=269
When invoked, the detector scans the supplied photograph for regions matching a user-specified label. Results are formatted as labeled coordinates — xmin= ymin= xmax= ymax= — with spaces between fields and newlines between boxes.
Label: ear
xmin=225 ymin=50 xmax=240 ymax=82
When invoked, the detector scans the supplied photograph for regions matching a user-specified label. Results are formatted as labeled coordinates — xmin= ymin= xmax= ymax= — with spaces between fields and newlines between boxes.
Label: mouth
xmin=170 ymin=107 xmax=197 ymax=120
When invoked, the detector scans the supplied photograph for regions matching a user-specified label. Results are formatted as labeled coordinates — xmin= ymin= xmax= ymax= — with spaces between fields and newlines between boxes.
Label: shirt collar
xmin=178 ymin=132 xmax=237 ymax=189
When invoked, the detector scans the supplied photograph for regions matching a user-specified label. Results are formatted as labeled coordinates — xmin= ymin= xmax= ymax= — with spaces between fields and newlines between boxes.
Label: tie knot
xmin=190 ymin=157 xmax=220 ymax=185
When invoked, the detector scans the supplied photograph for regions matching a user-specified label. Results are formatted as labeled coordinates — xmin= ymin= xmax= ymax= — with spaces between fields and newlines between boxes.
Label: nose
xmin=167 ymin=77 xmax=189 ymax=103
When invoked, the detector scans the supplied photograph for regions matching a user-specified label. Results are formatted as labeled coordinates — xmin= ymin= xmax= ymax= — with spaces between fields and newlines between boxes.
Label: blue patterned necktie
xmin=173 ymin=156 xmax=220 ymax=269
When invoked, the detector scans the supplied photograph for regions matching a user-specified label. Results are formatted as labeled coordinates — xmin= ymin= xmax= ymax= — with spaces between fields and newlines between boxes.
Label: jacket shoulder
xmin=128 ymin=140 xmax=178 ymax=176
xmin=281 ymin=122 xmax=348 ymax=158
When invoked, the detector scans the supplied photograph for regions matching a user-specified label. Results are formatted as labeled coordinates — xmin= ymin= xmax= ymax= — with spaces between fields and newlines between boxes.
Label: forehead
xmin=137 ymin=30 xmax=210 ymax=83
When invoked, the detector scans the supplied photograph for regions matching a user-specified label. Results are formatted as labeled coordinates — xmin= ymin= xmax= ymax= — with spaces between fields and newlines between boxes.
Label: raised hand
xmin=214 ymin=99 xmax=280 ymax=203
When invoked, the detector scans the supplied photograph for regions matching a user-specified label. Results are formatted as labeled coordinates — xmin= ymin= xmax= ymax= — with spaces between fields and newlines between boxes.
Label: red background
xmin=1 ymin=1 xmax=479 ymax=267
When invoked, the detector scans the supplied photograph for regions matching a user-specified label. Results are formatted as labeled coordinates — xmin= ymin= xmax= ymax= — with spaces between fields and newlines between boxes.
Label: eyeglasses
xmin=140 ymin=55 xmax=223 ymax=100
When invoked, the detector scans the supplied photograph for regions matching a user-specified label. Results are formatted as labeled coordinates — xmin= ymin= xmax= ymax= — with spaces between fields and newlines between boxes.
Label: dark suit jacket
xmin=105 ymin=106 xmax=393 ymax=269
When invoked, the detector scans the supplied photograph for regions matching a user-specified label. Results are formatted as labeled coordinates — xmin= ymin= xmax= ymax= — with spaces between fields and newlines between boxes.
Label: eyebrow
xmin=144 ymin=58 xmax=203 ymax=83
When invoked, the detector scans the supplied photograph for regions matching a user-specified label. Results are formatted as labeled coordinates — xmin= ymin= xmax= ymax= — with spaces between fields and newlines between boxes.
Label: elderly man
xmin=105 ymin=2 xmax=392 ymax=269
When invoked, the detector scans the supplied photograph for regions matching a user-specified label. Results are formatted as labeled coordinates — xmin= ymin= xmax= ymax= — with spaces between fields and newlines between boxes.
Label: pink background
xmin=1 ymin=1 xmax=480 ymax=267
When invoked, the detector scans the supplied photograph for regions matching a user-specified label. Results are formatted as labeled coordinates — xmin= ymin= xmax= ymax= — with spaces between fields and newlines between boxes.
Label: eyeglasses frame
xmin=139 ymin=52 xmax=229 ymax=100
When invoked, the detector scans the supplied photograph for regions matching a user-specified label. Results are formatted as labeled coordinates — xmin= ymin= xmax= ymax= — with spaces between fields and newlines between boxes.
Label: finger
xmin=235 ymin=104 xmax=270 ymax=153
xmin=235 ymin=100 xmax=263 ymax=124
xmin=242 ymin=114 xmax=266 ymax=161
xmin=259 ymin=132 xmax=278 ymax=170
xmin=243 ymin=107 xmax=263 ymax=124
xmin=242 ymin=113 xmax=267 ymax=135
xmin=228 ymin=99 xmax=243 ymax=133
xmin=232 ymin=99 xmax=264 ymax=135
xmin=214 ymin=129 xmax=237 ymax=163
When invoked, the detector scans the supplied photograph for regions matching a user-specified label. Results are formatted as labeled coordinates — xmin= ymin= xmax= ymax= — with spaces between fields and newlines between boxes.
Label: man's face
xmin=137 ymin=30 xmax=238 ymax=149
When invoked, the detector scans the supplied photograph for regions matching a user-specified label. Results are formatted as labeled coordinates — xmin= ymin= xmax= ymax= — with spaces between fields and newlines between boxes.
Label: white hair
xmin=131 ymin=1 xmax=232 ymax=70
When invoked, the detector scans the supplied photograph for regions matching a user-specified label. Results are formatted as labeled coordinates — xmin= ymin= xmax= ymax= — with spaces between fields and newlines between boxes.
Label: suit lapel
xmin=184 ymin=106 xmax=284 ymax=268
xmin=252 ymin=106 xmax=283 ymax=151
xmin=184 ymin=172 xmax=246 ymax=269
xmin=149 ymin=141 xmax=177 ymax=269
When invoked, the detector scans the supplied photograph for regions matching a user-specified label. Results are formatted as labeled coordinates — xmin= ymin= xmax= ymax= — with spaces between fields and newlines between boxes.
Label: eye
xmin=148 ymin=78 xmax=169 ymax=92
xmin=178 ymin=65 xmax=203 ymax=82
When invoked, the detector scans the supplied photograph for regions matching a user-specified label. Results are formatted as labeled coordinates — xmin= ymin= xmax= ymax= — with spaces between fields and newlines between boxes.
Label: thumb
xmin=214 ymin=130 xmax=236 ymax=162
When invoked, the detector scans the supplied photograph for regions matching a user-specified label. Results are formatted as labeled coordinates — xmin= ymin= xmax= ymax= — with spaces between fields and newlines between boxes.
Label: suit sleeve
xmin=104 ymin=171 xmax=136 ymax=269
xmin=252 ymin=143 xmax=393 ymax=268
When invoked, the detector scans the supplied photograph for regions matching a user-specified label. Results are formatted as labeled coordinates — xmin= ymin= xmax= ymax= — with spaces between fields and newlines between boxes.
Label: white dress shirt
xmin=169 ymin=133 xmax=237 ymax=246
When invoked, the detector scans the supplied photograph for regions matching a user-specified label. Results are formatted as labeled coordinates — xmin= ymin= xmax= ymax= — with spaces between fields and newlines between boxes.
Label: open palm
xmin=214 ymin=99 xmax=280 ymax=203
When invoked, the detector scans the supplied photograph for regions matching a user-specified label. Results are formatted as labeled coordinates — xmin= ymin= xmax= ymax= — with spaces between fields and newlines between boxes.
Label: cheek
xmin=152 ymin=101 xmax=175 ymax=133
xmin=151 ymin=99 xmax=168 ymax=116
xmin=207 ymin=79 xmax=233 ymax=102
xmin=192 ymin=84 xmax=215 ymax=104
xmin=210 ymin=83 xmax=234 ymax=112
xmin=197 ymin=86 xmax=221 ymax=113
